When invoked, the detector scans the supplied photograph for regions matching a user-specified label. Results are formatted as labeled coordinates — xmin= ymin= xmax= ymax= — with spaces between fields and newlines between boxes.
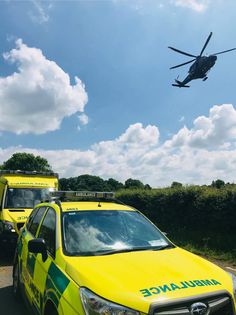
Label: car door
xmin=32 ymin=207 xmax=58 ymax=314
xmin=20 ymin=206 xmax=47 ymax=306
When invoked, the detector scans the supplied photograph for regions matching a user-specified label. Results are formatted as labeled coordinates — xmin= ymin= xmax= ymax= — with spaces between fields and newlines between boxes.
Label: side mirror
xmin=28 ymin=238 xmax=48 ymax=262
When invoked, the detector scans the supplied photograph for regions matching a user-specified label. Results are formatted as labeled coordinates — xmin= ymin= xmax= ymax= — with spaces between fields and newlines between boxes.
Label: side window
xmin=28 ymin=207 xmax=47 ymax=237
xmin=26 ymin=207 xmax=40 ymax=230
xmin=38 ymin=208 xmax=56 ymax=258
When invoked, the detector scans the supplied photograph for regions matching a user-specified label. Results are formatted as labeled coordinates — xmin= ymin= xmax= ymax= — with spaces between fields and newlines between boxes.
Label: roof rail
xmin=0 ymin=170 xmax=58 ymax=178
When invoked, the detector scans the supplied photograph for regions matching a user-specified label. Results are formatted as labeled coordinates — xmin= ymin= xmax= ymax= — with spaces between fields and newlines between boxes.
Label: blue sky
xmin=1 ymin=0 xmax=236 ymax=186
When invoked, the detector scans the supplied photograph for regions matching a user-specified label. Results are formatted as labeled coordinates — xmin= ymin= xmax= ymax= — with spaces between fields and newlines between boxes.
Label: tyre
xmin=44 ymin=301 xmax=58 ymax=315
xmin=12 ymin=261 xmax=21 ymax=299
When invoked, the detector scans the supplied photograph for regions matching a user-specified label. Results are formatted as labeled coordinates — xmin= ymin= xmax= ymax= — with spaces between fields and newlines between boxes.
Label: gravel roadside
xmin=0 ymin=249 xmax=29 ymax=315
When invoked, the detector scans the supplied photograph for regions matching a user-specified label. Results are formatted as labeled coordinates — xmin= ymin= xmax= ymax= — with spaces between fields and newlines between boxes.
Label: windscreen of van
xmin=4 ymin=188 xmax=54 ymax=209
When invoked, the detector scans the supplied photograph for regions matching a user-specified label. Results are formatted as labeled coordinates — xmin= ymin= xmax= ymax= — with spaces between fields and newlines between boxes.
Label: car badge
xmin=190 ymin=302 xmax=209 ymax=315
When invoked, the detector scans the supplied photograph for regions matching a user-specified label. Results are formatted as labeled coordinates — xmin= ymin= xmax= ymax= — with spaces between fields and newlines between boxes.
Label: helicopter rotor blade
xmin=170 ymin=58 xmax=196 ymax=69
xmin=168 ymin=46 xmax=196 ymax=58
xmin=200 ymin=32 xmax=213 ymax=56
xmin=212 ymin=48 xmax=236 ymax=56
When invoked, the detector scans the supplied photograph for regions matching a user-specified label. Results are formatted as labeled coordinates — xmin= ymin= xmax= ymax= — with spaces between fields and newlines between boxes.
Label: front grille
xmin=151 ymin=291 xmax=235 ymax=315
xmin=213 ymin=301 xmax=233 ymax=315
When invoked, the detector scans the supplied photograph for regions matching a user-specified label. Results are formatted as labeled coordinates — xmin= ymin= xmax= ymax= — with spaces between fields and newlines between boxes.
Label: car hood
xmin=64 ymin=247 xmax=233 ymax=313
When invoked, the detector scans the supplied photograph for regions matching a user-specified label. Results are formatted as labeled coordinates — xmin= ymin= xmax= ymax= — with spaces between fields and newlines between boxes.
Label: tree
xmin=171 ymin=181 xmax=183 ymax=189
xmin=211 ymin=179 xmax=225 ymax=189
xmin=58 ymin=178 xmax=71 ymax=190
xmin=76 ymin=175 xmax=107 ymax=191
xmin=144 ymin=184 xmax=152 ymax=190
xmin=125 ymin=178 xmax=144 ymax=190
xmin=1 ymin=153 xmax=52 ymax=172
xmin=59 ymin=175 xmax=107 ymax=191
xmin=105 ymin=178 xmax=124 ymax=191
xmin=59 ymin=175 xmax=126 ymax=192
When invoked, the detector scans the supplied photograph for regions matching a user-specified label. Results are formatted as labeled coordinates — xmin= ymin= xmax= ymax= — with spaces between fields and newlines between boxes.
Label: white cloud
xmin=78 ymin=113 xmax=89 ymax=126
xmin=1 ymin=104 xmax=236 ymax=186
xmin=113 ymin=0 xmax=209 ymax=13
xmin=173 ymin=0 xmax=209 ymax=12
xmin=166 ymin=104 xmax=236 ymax=149
xmin=29 ymin=0 xmax=52 ymax=24
xmin=0 ymin=39 xmax=88 ymax=134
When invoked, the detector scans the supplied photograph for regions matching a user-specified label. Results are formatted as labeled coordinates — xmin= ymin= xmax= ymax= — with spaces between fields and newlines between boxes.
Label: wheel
xmin=13 ymin=261 xmax=21 ymax=299
xmin=44 ymin=301 xmax=58 ymax=315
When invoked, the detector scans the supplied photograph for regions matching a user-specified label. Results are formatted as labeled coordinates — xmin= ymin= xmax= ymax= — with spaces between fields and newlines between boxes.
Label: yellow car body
xmin=0 ymin=170 xmax=58 ymax=244
xmin=14 ymin=192 xmax=236 ymax=315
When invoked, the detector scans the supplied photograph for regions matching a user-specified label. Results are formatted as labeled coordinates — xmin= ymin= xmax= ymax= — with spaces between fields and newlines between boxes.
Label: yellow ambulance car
xmin=0 ymin=170 xmax=58 ymax=245
xmin=13 ymin=191 xmax=236 ymax=315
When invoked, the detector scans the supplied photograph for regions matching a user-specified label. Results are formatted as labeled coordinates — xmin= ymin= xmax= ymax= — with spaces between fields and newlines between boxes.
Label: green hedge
xmin=116 ymin=186 xmax=236 ymax=253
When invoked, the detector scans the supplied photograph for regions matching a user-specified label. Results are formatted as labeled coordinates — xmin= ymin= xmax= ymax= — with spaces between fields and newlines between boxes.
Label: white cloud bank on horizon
xmin=1 ymin=104 xmax=236 ymax=187
xmin=0 ymin=39 xmax=88 ymax=134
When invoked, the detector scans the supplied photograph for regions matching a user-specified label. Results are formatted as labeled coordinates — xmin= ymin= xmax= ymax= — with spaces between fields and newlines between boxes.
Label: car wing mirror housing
xmin=28 ymin=238 xmax=48 ymax=262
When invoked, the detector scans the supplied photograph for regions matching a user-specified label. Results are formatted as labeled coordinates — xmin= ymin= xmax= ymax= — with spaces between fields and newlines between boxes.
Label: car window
xmin=28 ymin=206 xmax=47 ymax=237
xmin=63 ymin=210 xmax=169 ymax=255
xmin=38 ymin=207 xmax=56 ymax=257
xmin=26 ymin=207 xmax=40 ymax=230
xmin=4 ymin=188 xmax=52 ymax=209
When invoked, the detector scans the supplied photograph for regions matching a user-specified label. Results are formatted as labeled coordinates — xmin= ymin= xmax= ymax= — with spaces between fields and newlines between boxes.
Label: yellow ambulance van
xmin=0 ymin=170 xmax=58 ymax=245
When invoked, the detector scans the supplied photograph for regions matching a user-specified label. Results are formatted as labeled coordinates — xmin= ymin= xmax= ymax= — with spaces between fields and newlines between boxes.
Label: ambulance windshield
xmin=63 ymin=210 xmax=172 ymax=256
xmin=5 ymin=188 xmax=53 ymax=209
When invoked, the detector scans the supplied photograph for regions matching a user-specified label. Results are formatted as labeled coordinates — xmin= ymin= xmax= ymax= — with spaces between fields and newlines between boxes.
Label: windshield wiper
xmin=98 ymin=246 xmax=155 ymax=255
xmin=99 ymin=244 xmax=174 ymax=255
xmin=68 ymin=244 xmax=175 ymax=257
xmin=152 ymin=244 xmax=175 ymax=251
xmin=95 ymin=245 xmax=176 ymax=255
xmin=67 ymin=248 xmax=150 ymax=256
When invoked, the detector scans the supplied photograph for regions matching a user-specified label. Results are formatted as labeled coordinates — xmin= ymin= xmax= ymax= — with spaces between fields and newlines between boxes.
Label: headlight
xmin=229 ymin=272 xmax=236 ymax=298
xmin=2 ymin=221 xmax=15 ymax=232
xmin=80 ymin=287 xmax=140 ymax=315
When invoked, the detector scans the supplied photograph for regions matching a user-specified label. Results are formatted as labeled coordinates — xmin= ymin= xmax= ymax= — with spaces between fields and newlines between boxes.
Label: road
xmin=0 ymin=248 xmax=29 ymax=315
xmin=0 ymin=249 xmax=235 ymax=314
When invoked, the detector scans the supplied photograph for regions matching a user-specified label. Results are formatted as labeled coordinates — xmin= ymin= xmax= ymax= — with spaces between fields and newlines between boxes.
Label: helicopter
xmin=169 ymin=32 xmax=236 ymax=87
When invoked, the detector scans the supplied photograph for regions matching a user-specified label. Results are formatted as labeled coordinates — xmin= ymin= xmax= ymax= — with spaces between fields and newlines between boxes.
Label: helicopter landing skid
xmin=172 ymin=84 xmax=190 ymax=88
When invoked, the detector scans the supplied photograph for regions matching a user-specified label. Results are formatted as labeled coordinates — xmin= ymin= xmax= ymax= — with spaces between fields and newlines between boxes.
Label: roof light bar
xmin=0 ymin=170 xmax=58 ymax=177
xmin=50 ymin=191 xmax=115 ymax=200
